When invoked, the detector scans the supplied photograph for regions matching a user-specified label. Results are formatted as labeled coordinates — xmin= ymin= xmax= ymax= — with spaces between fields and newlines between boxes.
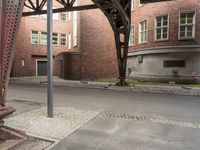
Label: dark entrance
xmin=37 ymin=61 xmax=47 ymax=76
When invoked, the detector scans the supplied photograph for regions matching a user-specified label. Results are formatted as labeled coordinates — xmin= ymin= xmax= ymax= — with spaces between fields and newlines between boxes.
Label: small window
xmin=60 ymin=33 xmax=67 ymax=46
xmin=155 ymin=15 xmax=169 ymax=41
xmin=31 ymin=31 xmax=39 ymax=44
xmin=53 ymin=33 xmax=58 ymax=45
xmin=163 ymin=60 xmax=185 ymax=68
xmin=129 ymin=25 xmax=134 ymax=46
xmin=41 ymin=32 xmax=47 ymax=45
xmin=179 ymin=11 xmax=195 ymax=39
xmin=60 ymin=12 xmax=67 ymax=21
xmin=139 ymin=20 xmax=147 ymax=44
xmin=22 ymin=59 xmax=25 ymax=67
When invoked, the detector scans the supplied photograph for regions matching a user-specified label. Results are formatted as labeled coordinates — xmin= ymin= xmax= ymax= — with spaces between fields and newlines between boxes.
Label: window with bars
xmin=31 ymin=31 xmax=39 ymax=44
xmin=155 ymin=15 xmax=168 ymax=41
xmin=41 ymin=32 xmax=47 ymax=45
xmin=60 ymin=33 xmax=67 ymax=46
xmin=129 ymin=25 xmax=134 ymax=46
xmin=179 ymin=11 xmax=195 ymax=39
xmin=139 ymin=20 xmax=147 ymax=44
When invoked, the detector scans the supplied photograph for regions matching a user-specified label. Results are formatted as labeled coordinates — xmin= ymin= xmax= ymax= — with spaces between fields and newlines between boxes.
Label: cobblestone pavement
xmin=4 ymin=107 xmax=99 ymax=140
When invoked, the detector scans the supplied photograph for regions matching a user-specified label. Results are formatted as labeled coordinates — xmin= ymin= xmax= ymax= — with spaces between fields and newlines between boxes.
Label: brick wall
xmin=130 ymin=0 xmax=200 ymax=52
xmin=79 ymin=1 xmax=118 ymax=80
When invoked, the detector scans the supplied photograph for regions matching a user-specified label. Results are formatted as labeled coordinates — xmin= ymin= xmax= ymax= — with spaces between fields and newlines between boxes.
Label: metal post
xmin=0 ymin=0 xmax=3 ymax=105
xmin=47 ymin=0 xmax=53 ymax=118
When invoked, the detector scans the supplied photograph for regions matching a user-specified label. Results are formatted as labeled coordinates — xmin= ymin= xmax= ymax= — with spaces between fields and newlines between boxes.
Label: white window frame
xmin=131 ymin=0 xmax=134 ymax=11
xmin=35 ymin=59 xmax=47 ymax=76
xmin=68 ymin=33 xmax=71 ymax=49
xmin=40 ymin=31 xmax=47 ymax=45
xmin=73 ymin=11 xmax=78 ymax=47
xmin=179 ymin=10 xmax=196 ymax=40
xmin=154 ymin=14 xmax=169 ymax=41
xmin=60 ymin=33 xmax=67 ymax=46
xmin=68 ymin=12 xmax=72 ymax=21
xmin=129 ymin=25 xmax=135 ymax=46
xmin=138 ymin=19 xmax=148 ymax=44
xmin=31 ymin=30 xmax=39 ymax=44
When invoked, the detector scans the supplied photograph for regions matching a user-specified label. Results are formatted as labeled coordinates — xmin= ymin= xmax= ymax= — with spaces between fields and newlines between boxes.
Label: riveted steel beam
xmin=0 ymin=0 xmax=25 ymax=106
xmin=23 ymin=0 xmax=98 ymax=16
xmin=0 ymin=0 xmax=3 ymax=105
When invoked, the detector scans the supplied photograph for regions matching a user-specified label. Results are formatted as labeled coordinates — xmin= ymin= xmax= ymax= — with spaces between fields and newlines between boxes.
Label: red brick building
xmin=128 ymin=0 xmax=200 ymax=83
xmin=12 ymin=0 xmax=118 ymax=80
xmin=13 ymin=0 xmax=200 ymax=83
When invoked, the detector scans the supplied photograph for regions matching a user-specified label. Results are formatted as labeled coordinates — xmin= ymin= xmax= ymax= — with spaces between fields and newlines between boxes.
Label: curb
xmin=9 ymin=78 xmax=200 ymax=96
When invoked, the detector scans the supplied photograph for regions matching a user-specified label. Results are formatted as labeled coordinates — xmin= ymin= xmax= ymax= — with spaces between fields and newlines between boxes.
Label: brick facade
xmin=12 ymin=0 xmax=118 ymax=80
xmin=127 ymin=0 xmax=200 ymax=83
xmin=13 ymin=0 xmax=200 ymax=83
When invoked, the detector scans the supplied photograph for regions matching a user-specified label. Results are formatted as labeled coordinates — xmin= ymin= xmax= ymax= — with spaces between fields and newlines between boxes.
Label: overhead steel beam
xmin=23 ymin=4 xmax=98 ymax=16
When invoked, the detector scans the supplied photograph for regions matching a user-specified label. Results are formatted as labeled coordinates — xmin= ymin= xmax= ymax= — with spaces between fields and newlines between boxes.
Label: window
xmin=155 ymin=15 xmax=169 ymax=41
xmin=60 ymin=12 xmax=67 ymax=21
xmin=68 ymin=33 xmax=71 ymax=49
xmin=40 ymin=6 xmax=47 ymax=19
xmin=139 ymin=20 xmax=147 ymax=44
xmin=53 ymin=7 xmax=59 ymax=20
xmin=68 ymin=12 xmax=72 ymax=21
xmin=129 ymin=25 xmax=134 ymax=46
xmin=31 ymin=31 xmax=39 ymax=44
xmin=73 ymin=11 xmax=78 ymax=47
xmin=60 ymin=33 xmax=67 ymax=46
xmin=53 ymin=33 xmax=58 ymax=45
xmin=179 ymin=11 xmax=195 ymax=39
xmin=164 ymin=60 xmax=185 ymax=68
xmin=22 ymin=59 xmax=25 ymax=67
xmin=41 ymin=32 xmax=47 ymax=45
xmin=131 ymin=0 xmax=134 ymax=11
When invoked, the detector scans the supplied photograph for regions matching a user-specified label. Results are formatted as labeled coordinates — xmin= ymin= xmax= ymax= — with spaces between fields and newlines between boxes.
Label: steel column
xmin=0 ymin=0 xmax=25 ymax=106
xmin=47 ymin=0 xmax=53 ymax=118
xmin=0 ymin=0 xmax=3 ymax=105
xmin=91 ymin=0 xmax=131 ymax=86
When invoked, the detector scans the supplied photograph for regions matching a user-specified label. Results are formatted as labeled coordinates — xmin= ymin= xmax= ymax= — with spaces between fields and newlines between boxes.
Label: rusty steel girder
xmin=0 ymin=0 xmax=25 ymax=106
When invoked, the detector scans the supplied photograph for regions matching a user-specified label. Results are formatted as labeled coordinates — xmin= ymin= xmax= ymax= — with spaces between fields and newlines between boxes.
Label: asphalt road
xmin=6 ymin=82 xmax=200 ymax=150
xmin=7 ymin=82 xmax=200 ymax=123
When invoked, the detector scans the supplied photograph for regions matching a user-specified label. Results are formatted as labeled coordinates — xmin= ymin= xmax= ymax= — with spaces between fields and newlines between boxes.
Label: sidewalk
xmin=10 ymin=76 xmax=200 ymax=96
